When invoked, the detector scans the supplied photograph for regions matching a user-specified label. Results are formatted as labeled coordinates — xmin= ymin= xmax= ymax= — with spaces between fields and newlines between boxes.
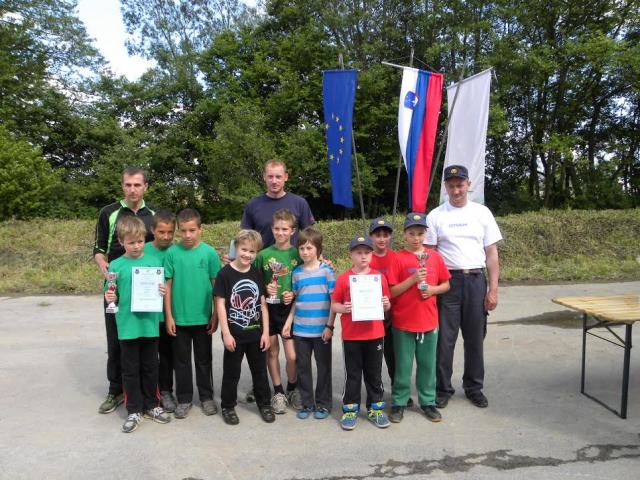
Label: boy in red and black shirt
xmin=387 ymin=213 xmax=450 ymax=423
xmin=331 ymin=236 xmax=391 ymax=431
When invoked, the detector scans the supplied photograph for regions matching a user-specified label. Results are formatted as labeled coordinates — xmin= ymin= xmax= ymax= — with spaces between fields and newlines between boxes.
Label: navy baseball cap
xmin=369 ymin=217 xmax=393 ymax=234
xmin=443 ymin=165 xmax=469 ymax=180
xmin=404 ymin=212 xmax=428 ymax=230
xmin=349 ymin=235 xmax=374 ymax=251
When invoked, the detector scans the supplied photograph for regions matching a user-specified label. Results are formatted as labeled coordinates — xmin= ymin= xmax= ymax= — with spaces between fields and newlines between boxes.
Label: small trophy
xmin=416 ymin=252 xmax=429 ymax=291
xmin=105 ymin=272 xmax=119 ymax=313
xmin=266 ymin=260 xmax=285 ymax=304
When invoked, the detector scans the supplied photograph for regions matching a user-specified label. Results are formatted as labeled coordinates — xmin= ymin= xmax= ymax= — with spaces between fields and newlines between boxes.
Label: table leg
xmin=620 ymin=324 xmax=632 ymax=419
xmin=581 ymin=313 xmax=587 ymax=393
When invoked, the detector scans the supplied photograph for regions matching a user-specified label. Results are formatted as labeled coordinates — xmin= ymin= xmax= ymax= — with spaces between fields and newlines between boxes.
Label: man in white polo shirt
xmin=426 ymin=165 xmax=502 ymax=409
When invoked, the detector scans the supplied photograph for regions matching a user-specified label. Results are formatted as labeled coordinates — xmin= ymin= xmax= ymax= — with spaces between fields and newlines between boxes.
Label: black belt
xmin=449 ymin=268 xmax=483 ymax=274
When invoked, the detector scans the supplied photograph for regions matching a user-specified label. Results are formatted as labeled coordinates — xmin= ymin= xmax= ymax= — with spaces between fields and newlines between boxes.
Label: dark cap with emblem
xmin=443 ymin=164 xmax=469 ymax=180
xmin=349 ymin=235 xmax=374 ymax=251
xmin=369 ymin=217 xmax=393 ymax=234
xmin=403 ymin=212 xmax=428 ymax=229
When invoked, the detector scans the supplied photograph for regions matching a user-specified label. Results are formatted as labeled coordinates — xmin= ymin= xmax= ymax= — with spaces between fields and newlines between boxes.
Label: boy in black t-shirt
xmin=214 ymin=229 xmax=276 ymax=425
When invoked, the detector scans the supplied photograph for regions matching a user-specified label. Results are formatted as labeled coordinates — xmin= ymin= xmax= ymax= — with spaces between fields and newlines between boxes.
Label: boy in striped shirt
xmin=283 ymin=227 xmax=335 ymax=419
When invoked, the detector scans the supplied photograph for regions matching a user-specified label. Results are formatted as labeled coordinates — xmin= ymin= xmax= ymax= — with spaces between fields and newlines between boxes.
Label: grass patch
xmin=1 ymin=209 xmax=638 ymax=295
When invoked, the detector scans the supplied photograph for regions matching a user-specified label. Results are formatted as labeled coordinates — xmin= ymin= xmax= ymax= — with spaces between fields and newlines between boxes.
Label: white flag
xmin=439 ymin=68 xmax=492 ymax=205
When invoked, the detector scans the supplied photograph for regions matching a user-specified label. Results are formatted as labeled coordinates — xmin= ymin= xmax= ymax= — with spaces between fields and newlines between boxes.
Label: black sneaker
xmin=422 ymin=405 xmax=442 ymax=422
xmin=389 ymin=405 xmax=404 ymax=423
xmin=466 ymin=390 xmax=488 ymax=408
xmin=435 ymin=395 xmax=449 ymax=409
xmin=222 ymin=407 xmax=239 ymax=425
xmin=259 ymin=406 xmax=276 ymax=423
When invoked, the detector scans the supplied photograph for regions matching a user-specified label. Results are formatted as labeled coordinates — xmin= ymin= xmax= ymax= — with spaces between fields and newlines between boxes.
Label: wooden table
xmin=552 ymin=294 xmax=639 ymax=418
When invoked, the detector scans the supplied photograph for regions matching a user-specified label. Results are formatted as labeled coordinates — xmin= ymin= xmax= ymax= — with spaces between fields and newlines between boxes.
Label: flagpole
xmin=339 ymin=54 xmax=367 ymax=233
xmin=426 ymin=63 xmax=467 ymax=210
xmin=389 ymin=48 xmax=414 ymax=245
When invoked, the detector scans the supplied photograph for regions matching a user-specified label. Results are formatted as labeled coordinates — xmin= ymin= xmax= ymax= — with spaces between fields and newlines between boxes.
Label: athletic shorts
xmin=268 ymin=303 xmax=293 ymax=337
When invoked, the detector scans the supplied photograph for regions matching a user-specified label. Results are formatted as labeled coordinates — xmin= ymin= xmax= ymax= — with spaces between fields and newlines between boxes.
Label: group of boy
xmin=93 ymin=163 xmax=501 ymax=433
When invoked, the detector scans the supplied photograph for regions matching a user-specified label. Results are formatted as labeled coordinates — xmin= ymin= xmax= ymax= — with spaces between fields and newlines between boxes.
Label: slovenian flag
xmin=398 ymin=69 xmax=443 ymax=212
xmin=323 ymin=70 xmax=358 ymax=208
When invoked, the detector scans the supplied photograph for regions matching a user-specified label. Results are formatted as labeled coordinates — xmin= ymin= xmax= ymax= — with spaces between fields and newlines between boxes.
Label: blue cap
xmin=443 ymin=165 xmax=469 ymax=180
xmin=369 ymin=217 xmax=393 ymax=234
xmin=349 ymin=235 xmax=374 ymax=251
xmin=404 ymin=212 xmax=427 ymax=229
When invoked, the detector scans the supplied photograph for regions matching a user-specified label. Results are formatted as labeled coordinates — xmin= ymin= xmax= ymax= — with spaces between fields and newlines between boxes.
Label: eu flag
xmin=323 ymin=70 xmax=358 ymax=208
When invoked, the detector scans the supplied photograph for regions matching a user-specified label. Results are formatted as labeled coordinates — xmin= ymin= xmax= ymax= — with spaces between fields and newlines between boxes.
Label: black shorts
xmin=268 ymin=303 xmax=293 ymax=337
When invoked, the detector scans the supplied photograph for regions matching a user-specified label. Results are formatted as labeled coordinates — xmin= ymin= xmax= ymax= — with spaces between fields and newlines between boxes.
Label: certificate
xmin=349 ymin=274 xmax=384 ymax=321
xmin=131 ymin=267 xmax=164 ymax=313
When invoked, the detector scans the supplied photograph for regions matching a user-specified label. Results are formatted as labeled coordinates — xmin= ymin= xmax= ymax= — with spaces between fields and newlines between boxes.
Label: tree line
xmin=1 ymin=0 xmax=638 ymax=221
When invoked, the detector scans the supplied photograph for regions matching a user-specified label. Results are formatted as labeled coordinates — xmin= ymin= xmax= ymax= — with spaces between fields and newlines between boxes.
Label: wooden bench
xmin=552 ymin=294 xmax=639 ymax=418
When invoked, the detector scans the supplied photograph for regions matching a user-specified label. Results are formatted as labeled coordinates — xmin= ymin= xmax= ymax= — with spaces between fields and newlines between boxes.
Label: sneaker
xmin=245 ymin=389 xmax=255 ymax=403
xmin=122 ymin=412 xmax=142 ymax=433
xmin=144 ymin=406 xmax=171 ymax=424
xmin=389 ymin=405 xmax=404 ymax=423
xmin=271 ymin=392 xmax=288 ymax=414
xmin=407 ymin=397 xmax=414 ymax=408
xmin=340 ymin=404 xmax=359 ymax=430
xmin=160 ymin=391 xmax=177 ymax=413
xmin=466 ymin=390 xmax=488 ymax=408
xmin=314 ymin=407 xmax=330 ymax=419
xmin=174 ymin=402 xmax=192 ymax=419
xmin=435 ymin=394 xmax=450 ymax=409
xmin=422 ymin=405 xmax=442 ymax=422
xmin=367 ymin=402 xmax=390 ymax=428
xmin=297 ymin=407 xmax=312 ymax=419
xmin=259 ymin=406 xmax=276 ymax=423
xmin=202 ymin=399 xmax=219 ymax=416
xmin=98 ymin=393 xmax=124 ymax=414
xmin=287 ymin=388 xmax=302 ymax=410
xmin=222 ymin=407 xmax=239 ymax=425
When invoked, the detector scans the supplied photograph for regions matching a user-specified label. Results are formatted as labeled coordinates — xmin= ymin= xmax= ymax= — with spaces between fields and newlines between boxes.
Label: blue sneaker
xmin=314 ymin=407 xmax=330 ymax=419
xmin=297 ymin=407 xmax=312 ymax=419
xmin=367 ymin=401 xmax=390 ymax=428
xmin=340 ymin=404 xmax=359 ymax=430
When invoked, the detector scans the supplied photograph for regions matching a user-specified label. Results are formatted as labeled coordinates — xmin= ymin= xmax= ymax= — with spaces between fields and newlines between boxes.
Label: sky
xmin=76 ymin=0 xmax=154 ymax=80
xmin=76 ymin=0 xmax=257 ymax=81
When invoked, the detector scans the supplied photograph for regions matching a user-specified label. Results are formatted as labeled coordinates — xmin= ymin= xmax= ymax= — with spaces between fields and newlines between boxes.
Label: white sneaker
xmin=122 ymin=412 xmax=143 ymax=433
xmin=144 ymin=406 xmax=171 ymax=424
xmin=271 ymin=392 xmax=289 ymax=414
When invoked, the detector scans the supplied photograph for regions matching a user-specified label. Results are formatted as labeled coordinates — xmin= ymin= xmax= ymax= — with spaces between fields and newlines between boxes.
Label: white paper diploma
xmin=131 ymin=267 xmax=164 ymax=313
xmin=349 ymin=274 xmax=384 ymax=321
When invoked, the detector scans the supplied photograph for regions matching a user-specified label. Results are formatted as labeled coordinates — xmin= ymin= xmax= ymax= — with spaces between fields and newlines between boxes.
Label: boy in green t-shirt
xmin=254 ymin=209 xmax=302 ymax=414
xmin=164 ymin=208 xmax=221 ymax=419
xmin=143 ymin=210 xmax=177 ymax=413
xmin=105 ymin=216 xmax=171 ymax=433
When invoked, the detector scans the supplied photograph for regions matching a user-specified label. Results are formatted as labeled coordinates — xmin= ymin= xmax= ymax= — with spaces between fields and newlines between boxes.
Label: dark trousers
xmin=294 ymin=336 xmax=332 ymax=410
xmin=383 ymin=320 xmax=395 ymax=384
xmin=120 ymin=337 xmax=159 ymax=414
xmin=158 ymin=322 xmax=174 ymax=392
xmin=173 ymin=325 xmax=213 ymax=404
xmin=342 ymin=338 xmax=384 ymax=408
xmin=436 ymin=271 xmax=487 ymax=397
xmin=104 ymin=301 xmax=122 ymax=396
xmin=221 ymin=341 xmax=271 ymax=409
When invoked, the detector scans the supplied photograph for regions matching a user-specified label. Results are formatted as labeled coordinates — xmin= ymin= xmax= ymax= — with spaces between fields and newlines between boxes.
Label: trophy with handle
xmin=105 ymin=272 xmax=119 ymax=313
xmin=416 ymin=252 xmax=429 ymax=291
xmin=267 ymin=260 xmax=285 ymax=304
